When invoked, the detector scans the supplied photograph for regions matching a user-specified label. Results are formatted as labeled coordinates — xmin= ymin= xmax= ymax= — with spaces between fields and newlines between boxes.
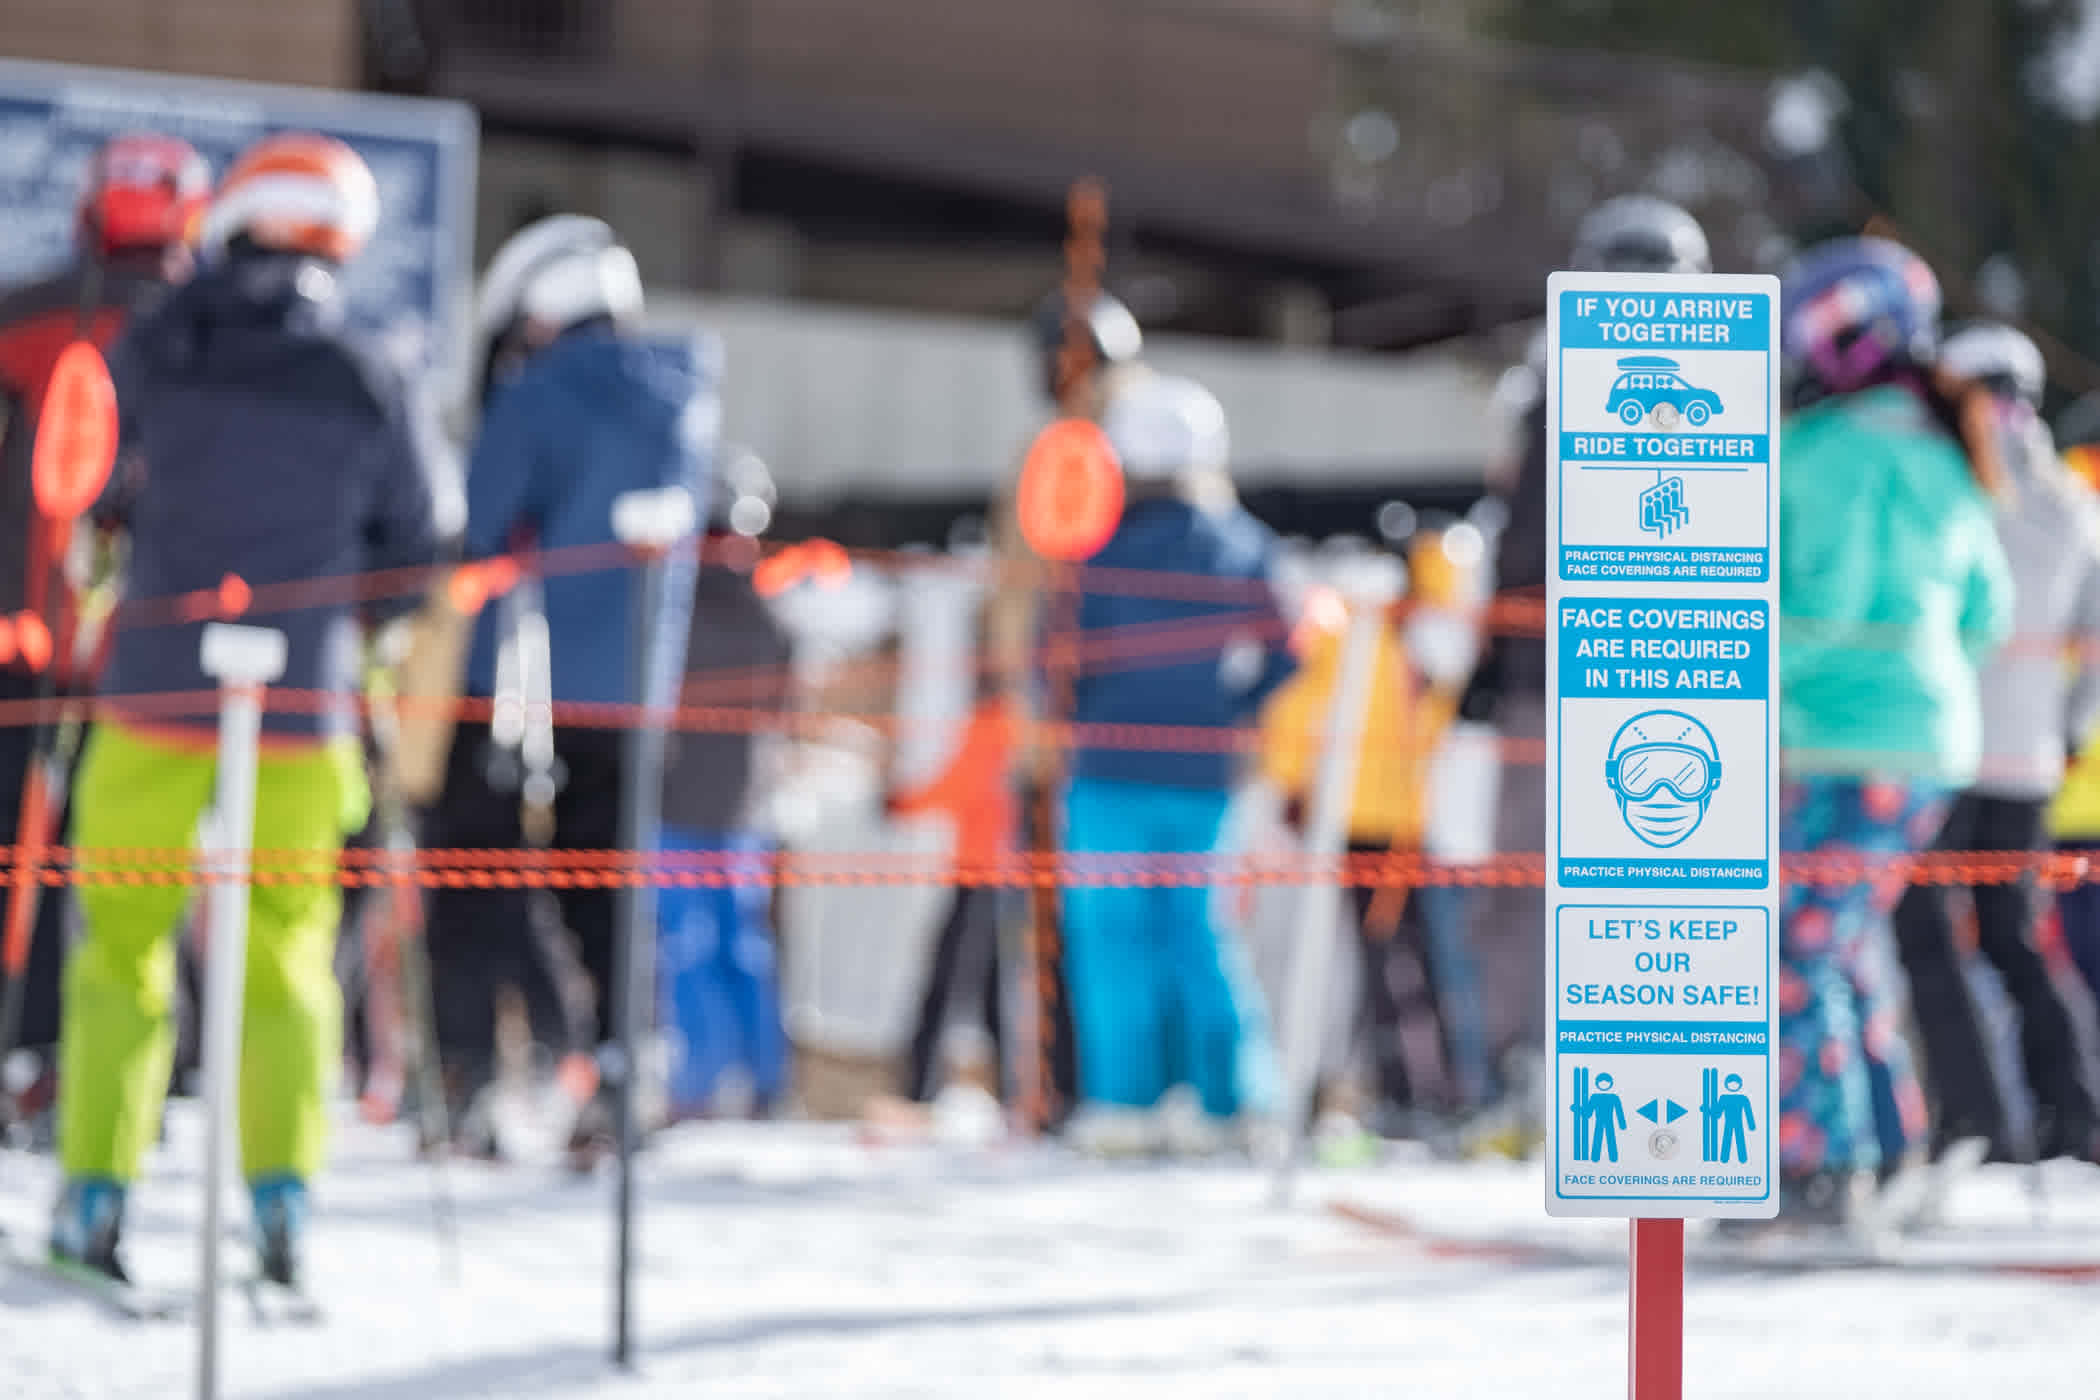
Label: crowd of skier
xmin=3 ymin=126 xmax=2100 ymax=1298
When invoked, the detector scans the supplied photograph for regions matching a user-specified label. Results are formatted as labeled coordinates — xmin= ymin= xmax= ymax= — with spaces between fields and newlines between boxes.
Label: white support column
xmin=194 ymin=623 xmax=287 ymax=1400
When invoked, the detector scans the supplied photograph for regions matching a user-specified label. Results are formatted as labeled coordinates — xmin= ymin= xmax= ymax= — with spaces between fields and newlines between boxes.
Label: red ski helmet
xmin=76 ymin=132 xmax=212 ymax=256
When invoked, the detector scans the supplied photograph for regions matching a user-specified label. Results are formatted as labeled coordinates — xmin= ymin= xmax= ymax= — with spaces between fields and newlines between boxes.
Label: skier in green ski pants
xmin=49 ymin=131 xmax=449 ymax=1292
xmin=61 ymin=729 xmax=366 ymax=1197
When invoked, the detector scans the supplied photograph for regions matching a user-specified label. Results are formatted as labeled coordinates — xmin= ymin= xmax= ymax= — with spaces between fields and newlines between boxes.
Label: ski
xmin=1327 ymin=1198 xmax=1600 ymax=1268
xmin=6 ymin=1227 xmax=340 ymax=1325
xmin=2 ymin=1236 xmax=193 ymax=1321
xmin=241 ymin=1273 xmax=325 ymax=1327
xmin=1872 ymin=1136 xmax=1991 ymax=1234
xmin=1693 ymin=1226 xmax=2100 ymax=1280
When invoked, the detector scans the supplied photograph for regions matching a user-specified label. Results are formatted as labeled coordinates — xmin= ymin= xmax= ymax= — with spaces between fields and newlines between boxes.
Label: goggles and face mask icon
xmin=1604 ymin=711 xmax=1722 ymax=849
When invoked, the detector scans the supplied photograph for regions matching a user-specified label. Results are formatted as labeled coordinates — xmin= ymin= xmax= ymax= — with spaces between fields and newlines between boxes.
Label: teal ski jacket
xmin=1779 ymin=384 xmax=2014 ymax=783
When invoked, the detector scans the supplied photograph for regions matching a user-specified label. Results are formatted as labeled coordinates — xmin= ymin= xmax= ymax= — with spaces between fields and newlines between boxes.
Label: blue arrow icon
xmin=1637 ymin=1099 xmax=1659 ymax=1123
xmin=1665 ymin=1100 xmax=1688 ymax=1124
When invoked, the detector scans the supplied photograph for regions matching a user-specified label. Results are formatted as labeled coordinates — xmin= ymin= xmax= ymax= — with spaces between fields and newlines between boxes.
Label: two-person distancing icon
xmin=1571 ymin=1067 xmax=1627 ymax=1163
xmin=1701 ymin=1067 xmax=1755 ymax=1164
xmin=1571 ymin=1067 xmax=1754 ymax=1166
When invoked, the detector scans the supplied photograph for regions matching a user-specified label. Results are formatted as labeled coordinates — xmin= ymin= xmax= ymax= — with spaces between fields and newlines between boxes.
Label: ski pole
xmin=194 ymin=623 xmax=287 ymax=1400
xmin=1268 ymin=558 xmax=1398 ymax=1205
xmin=389 ymin=822 xmax=459 ymax=1282
xmin=370 ymin=796 xmax=458 ymax=1277
xmin=609 ymin=486 xmax=699 ymax=1370
xmin=0 ymin=337 xmax=121 ymax=1134
xmin=363 ymin=652 xmax=460 ymax=1280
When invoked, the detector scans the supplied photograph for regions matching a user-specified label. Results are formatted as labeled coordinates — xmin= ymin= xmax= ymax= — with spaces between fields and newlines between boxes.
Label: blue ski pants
xmin=655 ymin=826 xmax=789 ymax=1114
xmin=1060 ymin=777 xmax=1275 ymax=1118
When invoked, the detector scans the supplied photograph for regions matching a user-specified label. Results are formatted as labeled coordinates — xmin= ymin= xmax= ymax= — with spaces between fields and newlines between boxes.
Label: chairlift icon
xmin=1605 ymin=356 xmax=1722 ymax=430
xmin=1638 ymin=475 xmax=1689 ymax=538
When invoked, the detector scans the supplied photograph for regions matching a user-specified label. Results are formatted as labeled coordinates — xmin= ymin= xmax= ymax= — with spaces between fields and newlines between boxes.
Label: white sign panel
xmin=1545 ymin=274 xmax=1781 ymax=1220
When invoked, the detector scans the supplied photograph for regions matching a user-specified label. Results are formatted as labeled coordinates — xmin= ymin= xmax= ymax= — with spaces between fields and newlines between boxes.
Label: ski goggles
xmin=1607 ymin=743 xmax=1720 ymax=802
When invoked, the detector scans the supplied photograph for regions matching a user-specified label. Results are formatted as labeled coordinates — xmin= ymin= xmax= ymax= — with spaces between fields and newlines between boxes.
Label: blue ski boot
xmin=49 ymin=1178 xmax=130 ymax=1283
xmin=250 ymin=1176 xmax=308 ymax=1289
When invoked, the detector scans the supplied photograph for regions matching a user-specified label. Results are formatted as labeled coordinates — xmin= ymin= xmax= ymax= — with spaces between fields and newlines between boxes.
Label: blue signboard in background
xmin=0 ymin=57 xmax=478 ymax=397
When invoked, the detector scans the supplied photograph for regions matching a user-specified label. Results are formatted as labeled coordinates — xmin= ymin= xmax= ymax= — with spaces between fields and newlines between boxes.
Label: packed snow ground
xmin=3 ymin=1103 xmax=2099 ymax=1398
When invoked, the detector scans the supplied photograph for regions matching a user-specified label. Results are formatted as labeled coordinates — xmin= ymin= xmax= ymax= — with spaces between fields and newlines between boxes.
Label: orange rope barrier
xmin=0 ymin=846 xmax=2082 ymax=890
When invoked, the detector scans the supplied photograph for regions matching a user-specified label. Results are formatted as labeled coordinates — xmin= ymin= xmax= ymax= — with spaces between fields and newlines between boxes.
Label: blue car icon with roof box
xmin=1605 ymin=356 xmax=1722 ymax=429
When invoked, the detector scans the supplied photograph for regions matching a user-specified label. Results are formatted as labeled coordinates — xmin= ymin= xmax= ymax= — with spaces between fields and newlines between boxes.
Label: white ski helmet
xmin=1939 ymin=322 xmax=2046 ymax=408
xmin=477 ymin=214 xmax=644 ymax=341
xmin=1572 ymin=195 xmax=1711 ymax=276
xmin=1101 ymin=374 xmax=1229 ymax=482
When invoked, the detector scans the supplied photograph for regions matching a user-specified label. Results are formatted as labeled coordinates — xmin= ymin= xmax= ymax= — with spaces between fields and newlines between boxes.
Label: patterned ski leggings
xmin=1777 ymin=776 xmax=1945 ymax=1176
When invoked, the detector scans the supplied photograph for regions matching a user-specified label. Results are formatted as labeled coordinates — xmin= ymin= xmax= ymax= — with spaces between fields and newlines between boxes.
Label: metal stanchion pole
xmin=608 ymin=486 xmax=698 ymax=1369
xmin=194 ymin=623 xmax=288 ymax=1400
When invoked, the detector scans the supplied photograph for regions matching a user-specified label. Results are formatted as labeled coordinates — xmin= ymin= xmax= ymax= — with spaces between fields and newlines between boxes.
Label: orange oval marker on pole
xmin=1016 ymin=417 xmax=1124 ymax=563
xmin=31 ymin=340 xmax=120 ymax=523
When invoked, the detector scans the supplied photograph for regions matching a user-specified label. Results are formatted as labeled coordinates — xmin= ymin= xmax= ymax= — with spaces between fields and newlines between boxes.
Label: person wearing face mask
xmin=1606 ymin=711 xmax=1723 ymax=849
xmin=1769 ymin=238 xmax=2013 ymax=1237
xmin=1888 ymin=324 xmax=2100 ymax=1169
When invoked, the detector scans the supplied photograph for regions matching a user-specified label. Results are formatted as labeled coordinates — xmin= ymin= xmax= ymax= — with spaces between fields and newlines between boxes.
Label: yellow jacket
xmin=1259 ymin=619 xmax=1451 ymax=847
xmin=2051 ymin=732 xmax=2100 ymax=841
xmin=2049 ymin=445 xmax=2100 ymax=841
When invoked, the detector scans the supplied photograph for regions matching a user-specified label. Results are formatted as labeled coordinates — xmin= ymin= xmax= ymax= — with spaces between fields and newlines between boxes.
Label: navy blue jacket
xmin=1067 ymin=495 xmax=1296 ymax=790
xmin=463 ymin=324 xmax=719 ymax=708
xmin=100 ymin=252 xmax=449 ymax=738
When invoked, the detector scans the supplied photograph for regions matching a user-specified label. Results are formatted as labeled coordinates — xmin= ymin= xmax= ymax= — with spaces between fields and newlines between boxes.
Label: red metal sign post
xmin=1628 ymin=1218 xmax=1684 ymax=1400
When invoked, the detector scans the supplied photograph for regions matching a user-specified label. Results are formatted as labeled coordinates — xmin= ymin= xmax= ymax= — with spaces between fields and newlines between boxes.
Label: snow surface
xmin=4 ymin=1103 xmax=2099 ymax=1398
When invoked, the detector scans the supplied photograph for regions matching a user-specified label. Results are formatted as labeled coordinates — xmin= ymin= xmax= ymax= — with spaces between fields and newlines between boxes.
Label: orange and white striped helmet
xmin=199 ymin=132 xmax=379 ymax=264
